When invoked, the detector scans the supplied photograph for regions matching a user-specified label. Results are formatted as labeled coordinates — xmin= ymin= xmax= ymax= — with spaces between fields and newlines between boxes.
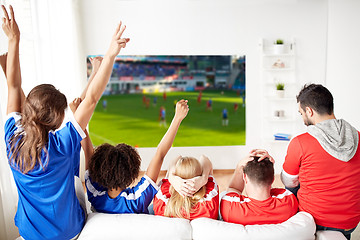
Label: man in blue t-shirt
xmin=222 ymin=108 xmax=228 ymax=126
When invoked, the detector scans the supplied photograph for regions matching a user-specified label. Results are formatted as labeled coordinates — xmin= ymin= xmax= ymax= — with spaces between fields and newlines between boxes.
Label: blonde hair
xmin=164 ymin=157 xmax=206 ymax=219
xmin=10 ymin=84 xmax=67 ymax=173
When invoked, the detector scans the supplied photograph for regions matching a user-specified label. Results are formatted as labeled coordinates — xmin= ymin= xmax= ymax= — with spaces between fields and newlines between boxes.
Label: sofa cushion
xmin=191 ymin=212 xmax=316 ymax=240
xmin=78 ymin=213 xmax=192 ymax=240
xmin=316 ymin=230 xmax=347 ymax=240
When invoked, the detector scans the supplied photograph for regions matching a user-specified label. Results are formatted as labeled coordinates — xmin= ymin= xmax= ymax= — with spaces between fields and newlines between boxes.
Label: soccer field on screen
xmin=89 ymin=90 xmax=246 ymax=147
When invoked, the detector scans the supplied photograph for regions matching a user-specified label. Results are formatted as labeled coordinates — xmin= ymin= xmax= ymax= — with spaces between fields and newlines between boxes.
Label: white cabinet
xmin=259 ymin=38 xmax=302 ymax=145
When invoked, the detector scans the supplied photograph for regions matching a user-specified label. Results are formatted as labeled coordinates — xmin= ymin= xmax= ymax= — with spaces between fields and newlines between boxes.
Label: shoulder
xmin=221 ymin=191 xmax=248 ymax=204
xmin=4 ymin=112 xmax=22 ymax=135
xmin=271 ymin=188 xmax=299 ymax=213
xmin=204 ymin=175 xmax=219 ymax=198
xmin=291 ymin=132 xmax=316 ymax=144
xmin=287 ymin=133 xmax=316 ymax=154
xmin=85 ymin=170 xmax=107 ymax=199
xmin=271 ymin=188 xmax=297 ymax=201
xmin=120 ymin=175 xmax=159 ymax=201
xmin=50 ymin=108 xmax=86 ymax=139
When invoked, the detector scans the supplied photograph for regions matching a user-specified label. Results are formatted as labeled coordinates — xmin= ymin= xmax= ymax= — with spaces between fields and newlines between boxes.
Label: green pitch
xmin=89 ymin=90 xmax=246 ymax=147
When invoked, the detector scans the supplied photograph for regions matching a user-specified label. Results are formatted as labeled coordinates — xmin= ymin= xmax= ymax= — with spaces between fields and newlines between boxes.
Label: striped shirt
xmin=220 ymin=188 xmax=298 ymax=225
xmin=85 ymin=171 xmax=159 ymax=214
xmin=153 ymin=176 xmax=219 ymax=220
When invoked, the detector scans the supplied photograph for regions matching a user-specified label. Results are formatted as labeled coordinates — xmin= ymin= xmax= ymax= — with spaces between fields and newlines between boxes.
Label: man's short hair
xmin=243 ymin=157 xmax=274 ymax=186
xmin=296 ymin=84 xmax=334 ymax=115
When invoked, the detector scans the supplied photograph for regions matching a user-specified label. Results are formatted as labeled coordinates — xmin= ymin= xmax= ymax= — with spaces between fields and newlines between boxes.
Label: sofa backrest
xmin=191 ymin=212 xmax=316 ymax=240
xmin=78 ymin=211 xmax=316 ymax=240
xmin=78 ymin=213 xmax=192 ymax=240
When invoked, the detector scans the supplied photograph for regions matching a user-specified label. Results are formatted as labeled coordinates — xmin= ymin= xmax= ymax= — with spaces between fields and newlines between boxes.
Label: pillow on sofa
xmin=77 ymin=213 xmax=192 ymax=240
xmin=191 ymin=211 xmax=316 ymax=240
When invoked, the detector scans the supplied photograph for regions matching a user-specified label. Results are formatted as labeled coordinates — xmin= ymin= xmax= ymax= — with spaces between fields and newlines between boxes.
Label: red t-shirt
xmin=153 ymin=176 xmax=219 ymax=220
xmin=220 ymin=188 xmax=298 ymax=225
xmin=283 ymin=132 xmax=360 ymax=229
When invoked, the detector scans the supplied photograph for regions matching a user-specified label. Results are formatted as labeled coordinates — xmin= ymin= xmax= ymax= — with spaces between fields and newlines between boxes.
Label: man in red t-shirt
xmin=221 ymin=152 xmax=298 ymax=225
xmin=281 ymin=84 xmax=360 ymax=240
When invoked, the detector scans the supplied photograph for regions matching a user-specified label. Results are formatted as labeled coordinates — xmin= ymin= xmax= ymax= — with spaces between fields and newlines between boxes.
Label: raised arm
xmin=70 ymin=98 xmax=94 ymax=170
xmin=74 ymin=22 xmax=130 ymax=130
xmin=227 ymin=155 xmax=250 ymax=194
xmin=170 ymin=155 xmax=213 ymax=197
xmin=2 ymin=5 xmax=25 ymax=114
xmin=81 ymin=129 xmax=93 ymax=171
xmin=145 ymin=100 xmax=189 ymax=182
xmin=80 ymin=57 xmax=103 ymax=101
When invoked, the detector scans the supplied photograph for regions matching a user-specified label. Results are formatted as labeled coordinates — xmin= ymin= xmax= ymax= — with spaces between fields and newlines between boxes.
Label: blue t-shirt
xmin=222 ymin=109 xmax=228 ymax=118
xmin=85 ymin=170 xmax=159 ymax=214
xmin=4 ymin=110 xmax=86 ymax=240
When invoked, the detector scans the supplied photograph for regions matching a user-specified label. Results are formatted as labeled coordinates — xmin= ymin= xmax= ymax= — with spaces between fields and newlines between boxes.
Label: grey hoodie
xmin=307 ymin=119 xmax=359 ymax=162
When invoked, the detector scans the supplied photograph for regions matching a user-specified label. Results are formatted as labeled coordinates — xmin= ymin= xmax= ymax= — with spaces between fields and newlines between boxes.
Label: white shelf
xmin=265 ymin=96 xmax=295 ymax=101
xmin=264 ymin=138 xmax=292 ymax=144
xmin=265 ymin=117 xmax=296 ymax=122
xmin=260 ymin=38 xmax=298 ymax=147
xmin=269 ymin=139 xmax=292 ymax=144
xmin=262 ymin=53 xmax=294 ymax=57
xmin=263 ymin=67 xmax=295 ymax=71
xmin=265 ymin=81 xmax=297 ymax=86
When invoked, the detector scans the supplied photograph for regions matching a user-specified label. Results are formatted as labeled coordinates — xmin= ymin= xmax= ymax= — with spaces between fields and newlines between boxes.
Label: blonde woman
xmin=153 ymin=155 xmax=219 ymax=220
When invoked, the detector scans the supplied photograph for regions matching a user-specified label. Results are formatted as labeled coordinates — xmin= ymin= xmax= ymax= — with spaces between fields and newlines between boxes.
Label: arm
xmin=74 ymin=22 xmax=130 ymax=130
xmin=145 ymin=100 xmax=189 ymax=182
xmin=82 ymin=129 xmax=93 ymax=171
xmin=227 ymin=155 xmax=251 ymax=193
xmin=227 ymin=161 xmax=245 ymax=194
xmin=80 ymin=57 xmax=103 ymax=101
xmin=168 ymin=155 xmax=213 ymax=197
xmin=69 ymin=98 xmax=94 ymax=171
xmin=2 ymin=5 xmax=25 ymax=114
xmin=281 ymin=138 xmax=301 ymax=188
xmin=280 ymin=170 xmax=299 ymax=188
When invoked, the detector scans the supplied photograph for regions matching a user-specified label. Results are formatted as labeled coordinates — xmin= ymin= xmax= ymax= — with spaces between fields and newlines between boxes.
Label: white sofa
xmin=75 ymin=175 xmax=346 ymax=240
xmin=77 ymin=211 xmax=347 ymax=240
xmin=75 ymin=178 xmax=345 ymax=240
xmin=77 ymin=211 xmax=345 ymax=240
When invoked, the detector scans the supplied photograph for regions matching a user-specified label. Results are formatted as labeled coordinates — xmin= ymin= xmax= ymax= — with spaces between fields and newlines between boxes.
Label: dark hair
xmin=10 ymin=84 xmax=67 ymax=173
xmin=243 ymin=157 xmax=274 ymax=186
xmin=296 ymin=84 xmax=334 ymax=115
xmin=88 ymin=143 xmax=141 ymax=190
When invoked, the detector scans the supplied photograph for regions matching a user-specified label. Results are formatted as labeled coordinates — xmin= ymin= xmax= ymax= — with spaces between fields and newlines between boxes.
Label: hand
xmin=249 ymin=149 xmax=275 ymax=163
xmin=184 ymin=175 xmax=207 ymax=194
xmin=2 ymin=5 xmax=20 ymax=41
xmin=69 ymin=98 xmax=82 ymax=113
xmin=90 ymin=56 xmax=103 ymax=74
xmin=106 ymin=21 xmax=130 ymax=58
xmin=170 ymin=175 xmax=197 ymax=197
xmin=237 ymin=154 xmax=253 ymax=168
xmin=174 ymin=99 xmax=189 ymax=121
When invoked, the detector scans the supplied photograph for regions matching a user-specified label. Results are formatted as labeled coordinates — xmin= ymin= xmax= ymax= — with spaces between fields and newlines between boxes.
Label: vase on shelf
xmin=273 ymin=44 xmax=287 ymax=54
xmin=276 ymin=90 xmax=285 ymax=98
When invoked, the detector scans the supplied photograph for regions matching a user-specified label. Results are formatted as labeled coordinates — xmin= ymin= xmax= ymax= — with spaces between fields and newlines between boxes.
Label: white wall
xmin=79 ymin=0 xmax=328 ymax=172
xmin=326 ymin=0 xmax=360 ymax=130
